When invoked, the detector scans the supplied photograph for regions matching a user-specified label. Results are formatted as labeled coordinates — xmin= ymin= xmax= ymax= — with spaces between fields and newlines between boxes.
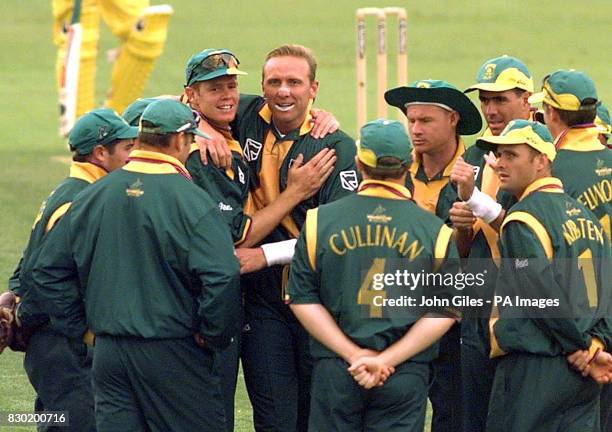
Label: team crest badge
xmin=367 ymin=205 xmax=392 ymax=223
xmin=244 ymin=138 xmax=263 ymax=162
xmin=340 ymin=170 xmax=358 ymax=191
xmin=595 ymin=159 xmax=611 ymax=177
xmin=416 ymin=81 xmax=431 ymax=88
xmin=238 ymin=165 xmax=245 ymax=184
xmin=483 ymin=63 xmax=496 ymax=81
xmin=126 ymin=178 xmax=144 ymax=197
xmin=565 ymin=201 xmax=581 ymax=217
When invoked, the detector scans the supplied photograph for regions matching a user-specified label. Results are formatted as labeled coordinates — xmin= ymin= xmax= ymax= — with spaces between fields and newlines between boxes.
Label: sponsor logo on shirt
xmin=219 ymin=202 xmax=233 ymax=212
xmin=238 ymin=166 xmax=246 ymax=184
xmin=340 ymin=170 xmax=358 ymax=191
xmin=244 ymin=138 xmax=263 ymax=162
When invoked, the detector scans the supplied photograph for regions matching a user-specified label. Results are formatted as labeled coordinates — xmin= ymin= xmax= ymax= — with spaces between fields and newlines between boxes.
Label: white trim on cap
xmin=404 ymin=101 xmax=455 ymax=112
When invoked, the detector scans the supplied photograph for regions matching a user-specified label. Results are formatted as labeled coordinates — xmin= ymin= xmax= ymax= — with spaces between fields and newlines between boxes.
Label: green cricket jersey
xmin=491 ymin=177 xmax=612 ymax=357
xmin=233 ymin=95 xmax=358 ymax=317
xmin=405 ymin=139 xmax=464 ymax=223
xmin=32 ymin=150 xmax=241 ymax=349
xmin=287 ymin=179 xmax=460 ymax=362
xmin=552 ymin=125 xmax=611 ymax=243
xmin=10 ymin=162 xmax=108 ymax=328
xmin=185 ymin=129 xmax=252 ymax=245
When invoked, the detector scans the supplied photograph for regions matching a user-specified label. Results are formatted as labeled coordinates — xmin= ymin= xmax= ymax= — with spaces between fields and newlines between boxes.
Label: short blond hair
xmin=262 ymin=44 xmax=317 ymax=82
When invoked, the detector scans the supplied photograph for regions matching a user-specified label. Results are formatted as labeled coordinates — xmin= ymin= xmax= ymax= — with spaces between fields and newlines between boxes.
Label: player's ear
xmin=91 ymin=144 xmax=108 ymax=165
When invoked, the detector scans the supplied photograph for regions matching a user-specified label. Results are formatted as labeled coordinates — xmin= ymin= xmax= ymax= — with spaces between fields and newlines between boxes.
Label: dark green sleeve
xmin=189 ymin=209 xmax=241 ymax=350
xmin=232 ymin=94 xmax=265 ymax=142
xmin=499 ymin=221 xmax=591 ymax=352
xmin=287 ymin=223 xmax=320 ymax=304
xmin=8 ymin=258 xmax=22 ymax=294
xmin=318 ymin=132 xmax=359 ymax=204
xmin=30 ymin=213 xmax=86 ymax=339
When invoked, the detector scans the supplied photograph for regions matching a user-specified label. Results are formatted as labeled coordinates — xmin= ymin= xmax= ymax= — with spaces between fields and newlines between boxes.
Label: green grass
xmin=0 ymin=0 xmax=610 ymax=430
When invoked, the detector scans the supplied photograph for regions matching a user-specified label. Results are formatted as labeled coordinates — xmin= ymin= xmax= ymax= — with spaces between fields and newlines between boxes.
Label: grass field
xmin=0 ymin=0 xmax=610 ymax=430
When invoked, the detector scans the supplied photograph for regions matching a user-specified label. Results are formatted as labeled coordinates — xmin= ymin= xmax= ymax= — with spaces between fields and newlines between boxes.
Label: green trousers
xmin=93 ymin=335 xmax=226 ymax=432
xmin=309 ymin=357 xmax=428 ymax=432
xmin=487 ymin=353 xmax=601 ymax=432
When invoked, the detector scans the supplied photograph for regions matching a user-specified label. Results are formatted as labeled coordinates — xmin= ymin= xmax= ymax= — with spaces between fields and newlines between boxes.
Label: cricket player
xmin=4 ymin=108 xmax=137 ymax=431
xmin=595 ymin=101 xmax=611 ymax=148
xmin=53 ymin=0 xmax=172 ymax=123
xmin=32 ymin=99 xmax=241 ymax=431
xmin=450 ymin=55 xmax=535 ymax=431
xmin=530 ymin=70 xmax=611 ymax=243
xmin=287 ymin=118 xmax=461 ymax=432
xmin=477 ymin=120 xmax=611 ymax=432
xmin=385 ymin=79 xmax=482 ymax=432
xmin=230 ymin=44 xmax=358 ymax=431
xmin=183 ymin=47 xmax=337 ymax=431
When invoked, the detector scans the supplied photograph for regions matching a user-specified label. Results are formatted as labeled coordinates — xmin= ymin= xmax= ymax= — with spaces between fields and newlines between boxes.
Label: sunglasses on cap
xmin=186 ymin=52 xmax=240 ymax=85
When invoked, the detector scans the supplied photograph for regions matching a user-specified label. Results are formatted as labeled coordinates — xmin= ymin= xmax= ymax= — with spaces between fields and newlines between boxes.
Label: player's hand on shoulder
xmin=309 ymin=108 xmax=340 ymax=139
xmin=195 ymin=118 xmax=232 ymax=168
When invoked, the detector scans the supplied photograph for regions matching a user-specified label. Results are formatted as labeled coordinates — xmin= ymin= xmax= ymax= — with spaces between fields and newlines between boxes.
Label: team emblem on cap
xmin=98 ymin=126 xmax=109 ymax=140
xmin=483 ymin=63 xmax=496 ymax=80
xmin=416 ymin=81 xmax=431 ymax=88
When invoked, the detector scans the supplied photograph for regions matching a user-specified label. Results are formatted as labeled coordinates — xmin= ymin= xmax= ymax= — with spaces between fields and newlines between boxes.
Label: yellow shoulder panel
xmin=45 ymin=202 xmax=72 ymax=233
xmin=305 ymin=208 xmax=319 ymax=271
xmin=501 ymin=211 xmax=553 ymax=260
xmin=433 ymin=224 xmax=453 ymax=271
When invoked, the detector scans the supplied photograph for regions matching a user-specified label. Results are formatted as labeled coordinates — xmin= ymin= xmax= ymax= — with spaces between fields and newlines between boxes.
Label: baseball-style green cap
xmin=69 ymin=108 xmax=138 ymax=155
xmin=465 ymin=55 xmax=534 ymax=93
xmin=529 ymin=69 xmax=598 ymax=111
xmin=140 ymin=99 xmax=210 ymax=139
xmin=385 ymin=79 xmax=483 ymax=135
xmin=477 ymin=119 xmax=556 ymax=161
xmin=357 ymin=119 xmax=412 ymax=169
xmin=595 ymin=101 xmax=611 ymax=136
xmin=185 ymin=48 xmax=247 ymax=86
xmin=122 ymin=98 xmax=159 ymax=126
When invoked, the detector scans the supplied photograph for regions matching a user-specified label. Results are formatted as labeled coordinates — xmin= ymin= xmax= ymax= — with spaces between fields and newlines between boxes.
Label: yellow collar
xmin=124 ymin=150 xmax=190 ymax=177
xmin=554 ymin=126 xmax=605 ymax=152
xmin=259 ymin=99 xmax=314 ymax=137
xmin=358 ymin=179 xmax=412 ymax=200
xmin=69 ymin=162 xmax=108 ymax=184
xmin=189 ymin=130 xmax=243 ymax=158
xmin=519 ymin=177 xmax=564 ymax=202
xmin=410 ymin=138 xmax=466 ymax=178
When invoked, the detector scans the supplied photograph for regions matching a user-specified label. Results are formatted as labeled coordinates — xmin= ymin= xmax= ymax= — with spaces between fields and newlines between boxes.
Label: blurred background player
xmin=595 ymin=101 xmax=611 ymax=148
xmin=53 ymin=0 xmax=172 ymax=133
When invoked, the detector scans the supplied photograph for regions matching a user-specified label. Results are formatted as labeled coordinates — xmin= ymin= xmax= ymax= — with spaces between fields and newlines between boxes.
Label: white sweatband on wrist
xmin=261 ymin=239 xmax=298 ymax=266
xmin=465 ymin=187 xmax=502 ymax=223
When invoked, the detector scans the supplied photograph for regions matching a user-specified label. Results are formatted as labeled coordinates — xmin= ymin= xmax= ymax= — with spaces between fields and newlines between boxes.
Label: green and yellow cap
xmin=185 ymin=48 xmax=247 ymax=86
xmin=385 ymin=79 xmax=482 ymax=135
xmin=69 ymin=108 xmax=138 ymax=155
xmin=477 ymin=119 xmax=556 ymax=161
xmin=465 ymin=55 xmax=533 ymax=93
xmin=528 ymin=69 xmax=598 ymax=111
xmin=595 ymin=101 xmax=611 ymax=136
xmin=122 ymin=98 xmax=159 ymax=126
xmin=140 ymin=99 xmax=210 ymax=139
xmin=357 ymin=119 xmax=412 ymax=169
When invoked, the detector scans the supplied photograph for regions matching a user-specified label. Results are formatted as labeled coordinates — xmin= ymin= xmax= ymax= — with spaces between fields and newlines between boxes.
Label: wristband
xmin=261 ymin=239 xmax=298 ymax=266
xmin=465 ymin=187 xmax=502 ymax=223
